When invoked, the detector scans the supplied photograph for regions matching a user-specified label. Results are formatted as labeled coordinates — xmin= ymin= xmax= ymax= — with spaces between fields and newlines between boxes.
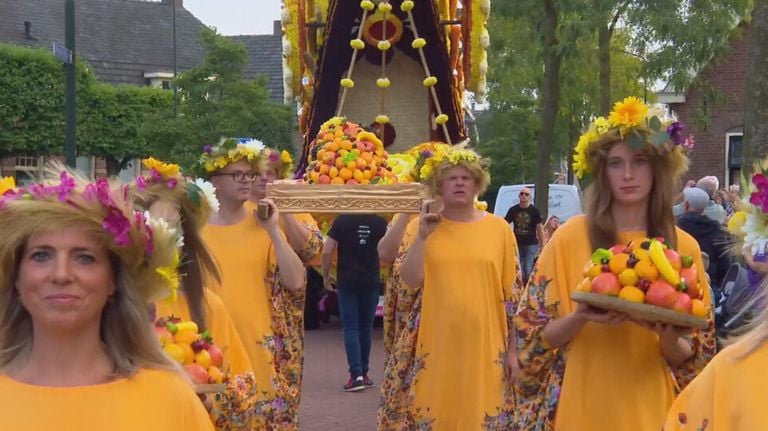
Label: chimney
xmin=274 ymin=20 xmax=282 ymax=36
xmin=165 ymin=0 xmax=183 ymax=6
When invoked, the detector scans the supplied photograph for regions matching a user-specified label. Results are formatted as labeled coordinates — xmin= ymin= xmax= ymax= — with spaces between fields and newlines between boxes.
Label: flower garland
xmin=281 ymin=0 xmax=301 ymax=103
xmin=573 ymin=96 xmax=695 ymax=188
xmin=192 ymin=138 xmax=265 ymax=178
xmin=0 ymin=176 xmax=16 ymax=196
xmin=0 ymin=167 xmax=180 ymax=303
xmin=137 ymin=158 xmax=220 ymax=215
xmin=466 ymin=0 xmax=490 ymax=102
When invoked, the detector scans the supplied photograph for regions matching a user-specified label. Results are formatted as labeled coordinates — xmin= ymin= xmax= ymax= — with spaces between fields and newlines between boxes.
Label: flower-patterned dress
xmin=203 ymin=216 xmax=307 ymax=430
xmin=664 ymin=339 xmax=768 ymax=431
xmin=382 ymin=214 xmax=418 ymax=358
xmin=514 ymin=215 xmax=717 ymax=431
xmin=155 ymin=290 xmax=257 ymax=430
xmin=378 ymin=214 xmax=522 ymax=430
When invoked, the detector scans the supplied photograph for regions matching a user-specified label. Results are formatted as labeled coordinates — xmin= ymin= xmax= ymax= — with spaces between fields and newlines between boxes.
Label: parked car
xmin=493 ymin=184 xmax=582 ymax=223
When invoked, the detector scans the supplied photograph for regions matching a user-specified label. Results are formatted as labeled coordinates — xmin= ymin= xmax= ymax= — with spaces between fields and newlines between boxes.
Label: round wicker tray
xmin=571 ymin=291 xmax=708 ymax=329
xmin=195 ymin=383 xmax=226 ymax=394
xmin=266 ymin=183 xmax=429 ymax=214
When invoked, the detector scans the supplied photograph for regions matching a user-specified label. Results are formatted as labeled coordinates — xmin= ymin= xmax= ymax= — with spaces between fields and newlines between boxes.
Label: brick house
xmin=658 ymin=23 xmax=749 ymax=188
xmin=0 ymin=0 xmax=284 ymax=181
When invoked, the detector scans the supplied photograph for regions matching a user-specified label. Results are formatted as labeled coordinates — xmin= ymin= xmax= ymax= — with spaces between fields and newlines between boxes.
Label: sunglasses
xmin=519 ymin=192 xmax=530 ymax=196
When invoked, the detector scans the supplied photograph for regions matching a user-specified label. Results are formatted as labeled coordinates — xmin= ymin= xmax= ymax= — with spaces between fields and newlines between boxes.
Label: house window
xmin=14 ymin=156 xmax=44 ymax=185
xmin=726 ymin=133 xmax=742 ymax=187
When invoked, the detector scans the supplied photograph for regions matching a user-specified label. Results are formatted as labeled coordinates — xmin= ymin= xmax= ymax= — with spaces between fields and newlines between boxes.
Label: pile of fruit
xmin=576 ymin=238 xmax=708 ymax=318
xmin=155 ymin=316 xmax=226 ymax=385
xmin=305 ymin=117 xmax=397 ymax=185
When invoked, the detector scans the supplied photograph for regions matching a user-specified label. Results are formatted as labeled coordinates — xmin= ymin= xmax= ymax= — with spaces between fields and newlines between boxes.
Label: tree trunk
xmin=744 ymin=0 xmax=768 ymax=173
xmin=105 ymin=157 xmax=121 ymax=177
xmin=535 ymin=0 xmax=562 ymax=220
xmin=598 ymin=23 xmax=612 ymax=115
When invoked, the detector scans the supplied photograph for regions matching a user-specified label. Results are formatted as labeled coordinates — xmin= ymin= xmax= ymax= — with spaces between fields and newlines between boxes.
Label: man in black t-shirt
xmin=504 ymin=187 xmax=544 ymax=283
xmin=322 ymin=214 xmax=387 ymax=392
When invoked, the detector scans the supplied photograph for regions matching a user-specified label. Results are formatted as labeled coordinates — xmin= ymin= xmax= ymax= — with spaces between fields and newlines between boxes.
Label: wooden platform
xmin=266 ymin=183 xmax=430 ymax=214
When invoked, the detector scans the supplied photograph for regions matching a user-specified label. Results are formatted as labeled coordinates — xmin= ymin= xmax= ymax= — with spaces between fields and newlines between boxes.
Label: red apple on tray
xmin=591 ymin=272 xmax=621 ymax=296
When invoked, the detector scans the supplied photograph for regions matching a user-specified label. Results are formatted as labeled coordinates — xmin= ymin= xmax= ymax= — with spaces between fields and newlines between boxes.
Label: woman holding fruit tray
xmin=133 ymin=158 xmax=259 ymax=429
xmin=0 ymin=166 xmax=213 ymax=430
xmin=378 ymin=146 xmax=522 ymax=430
xmin=663 ymin=158 xmax=768 ymax=430
xmin=514 ymin=97 xmax=716 ymax=431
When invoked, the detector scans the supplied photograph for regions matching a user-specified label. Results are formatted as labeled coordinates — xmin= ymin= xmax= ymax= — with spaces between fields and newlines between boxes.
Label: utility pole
xmin=172 ymin=0 xmax=178 ymax=117
xmin=64 ymin=0 xmax=76 ymax=167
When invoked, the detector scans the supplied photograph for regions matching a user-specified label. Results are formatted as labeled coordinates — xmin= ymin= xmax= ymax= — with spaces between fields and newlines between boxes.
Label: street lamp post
xmin=64 ymin=0 xmax=76 ymax=167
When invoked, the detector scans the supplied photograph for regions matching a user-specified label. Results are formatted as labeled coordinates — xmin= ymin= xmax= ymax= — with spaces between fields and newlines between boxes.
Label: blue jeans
xmin=519 ymin=244 xmax=539 ymax=282
xmin=337 ymin=279 xmax=380 ymax=377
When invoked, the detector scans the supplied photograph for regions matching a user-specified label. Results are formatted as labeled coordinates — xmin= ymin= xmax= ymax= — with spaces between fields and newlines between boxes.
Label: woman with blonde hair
xmin=378 ymin=146 xmax=521 ymax=429
xmin=514 ymin=97 xmax=716 ymax=430
xmin=663 ymin=159 xmax=768 ymax=430
xmin=133 ymin=158 xmax=258 ymax=429
xmin=0 ymin=167 xmax=213 ymax=430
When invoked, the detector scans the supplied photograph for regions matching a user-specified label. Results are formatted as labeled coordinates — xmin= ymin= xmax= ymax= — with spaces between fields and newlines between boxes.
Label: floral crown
xmin=728 ymin=159 xmax=768 ymax=261
xmin=573 ymin=97 xmax=694 ymax=188
xmin=192 ymin=137 xmax=266 ymax=178
xmin=134 ymin=157 xmax=219 ymax=225
xmin=0 ymin=165 xmax=181 ymax=303
xmin=262 ymin=148 xmax=295 ymax=179
xmin=419 ymin=143 xmax=488 ymax=184
xmin=389 ymin=142 xmax=453 ymax=184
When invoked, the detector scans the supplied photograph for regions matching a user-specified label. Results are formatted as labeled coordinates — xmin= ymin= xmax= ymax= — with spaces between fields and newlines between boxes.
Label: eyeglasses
xmin=210 ymin=171 xmax=256 ymax=182
xmin=519 ymin=192 xmax=530 ymax=196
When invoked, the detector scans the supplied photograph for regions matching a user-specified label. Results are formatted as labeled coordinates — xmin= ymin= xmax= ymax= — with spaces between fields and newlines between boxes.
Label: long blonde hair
xmin=585 ymin=133 xmax=684 ymax=250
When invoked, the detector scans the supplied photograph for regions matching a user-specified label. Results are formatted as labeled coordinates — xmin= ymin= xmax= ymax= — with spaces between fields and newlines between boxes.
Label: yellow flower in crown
xmin=142 ymin=157 xmax=180 ymax=178
xmin=573 ymin=96 xmax=694 ymax=188
xmin=281 ymin=150 xmax=293 ymax=164
xmin=0 ymin=176 xmax=16 ymax=196
xmin=608 ymin=96 xmax=648 ymax=131
xmin=155 ymin=249 xmax=181 ymax=304
xmin=193 ymin=137 xmax=265 ymax=178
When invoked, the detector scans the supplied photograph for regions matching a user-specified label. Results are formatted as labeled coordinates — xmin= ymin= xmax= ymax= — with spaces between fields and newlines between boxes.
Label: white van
xmin=493 ymin=184 xmax=582 ymax=222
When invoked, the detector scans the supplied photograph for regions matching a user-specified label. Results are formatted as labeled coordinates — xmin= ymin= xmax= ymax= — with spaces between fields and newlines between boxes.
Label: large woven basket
xmin=571 ymin=291 xmax=709 ymax=329
xmin=266 ymin=183 xmax=430 ymax=214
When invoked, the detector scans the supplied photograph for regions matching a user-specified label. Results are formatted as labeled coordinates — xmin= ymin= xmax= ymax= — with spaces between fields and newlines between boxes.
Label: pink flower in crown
xmin=135 ymin=211 xmax=154 ymax=255
xmin=166 ymin=179 xmax=177 ymax=189
xmin=135 ymin=176 xmax=148 ymax=192
xmin=26 ymin=183 xmax=57 ymax=200
xmin=83 ymin=178 xmax=115 ymax=208
xmin=750 ymin=173 xmax=768 ymax=214
xmin=103 ymin=208 xmax=133 ymax=247
xmin=268 ymin=151 xmax=280 ymax=163
xmin=0 ymin=189 xmax=23 ymax=209
xmin=55 ymin=171 xmax=76 ymax=202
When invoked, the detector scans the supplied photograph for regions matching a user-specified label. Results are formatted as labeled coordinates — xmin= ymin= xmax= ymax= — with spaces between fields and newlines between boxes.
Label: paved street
xmin=299 ymin=319 xmax=384 ymax=431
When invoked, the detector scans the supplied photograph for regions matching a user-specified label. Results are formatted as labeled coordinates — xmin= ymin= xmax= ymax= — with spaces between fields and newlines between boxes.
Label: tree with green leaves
xmin=744 ymin=0 xmax=768 ymax=170
xmin=141 ymin=28 xmax=295 ymax=170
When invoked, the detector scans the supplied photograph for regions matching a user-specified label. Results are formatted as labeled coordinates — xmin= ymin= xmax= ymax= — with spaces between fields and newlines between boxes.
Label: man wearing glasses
xmin=504 ymin=187 xmax=544 ymax=283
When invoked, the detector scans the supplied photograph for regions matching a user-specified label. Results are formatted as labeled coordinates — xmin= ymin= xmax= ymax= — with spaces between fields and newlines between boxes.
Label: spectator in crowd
xmin=677 ymin=187 xmax=733 ymax=289
xmin=504 ymin=187 xmax=544 ymax=282
xmin=542 ymin=215 xmax=560 ymax=246
xmin=696 ymin=176 xmax=727 ymax=225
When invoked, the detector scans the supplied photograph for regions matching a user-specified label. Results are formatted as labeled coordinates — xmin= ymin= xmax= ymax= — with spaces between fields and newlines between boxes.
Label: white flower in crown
xmin=239 ymin=138 xmax=266 ymax=154
xmin=743 ymin=209 xmax=768 ymax=257
xmin=145 ymin=211 xmax=184 ymax=248
xmin=194 ymin=178 xmax=220 ymax=214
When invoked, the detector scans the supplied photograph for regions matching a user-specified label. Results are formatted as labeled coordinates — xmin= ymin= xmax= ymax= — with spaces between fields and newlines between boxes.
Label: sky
xmin=184 ymin=0 xmax=282 ymax=36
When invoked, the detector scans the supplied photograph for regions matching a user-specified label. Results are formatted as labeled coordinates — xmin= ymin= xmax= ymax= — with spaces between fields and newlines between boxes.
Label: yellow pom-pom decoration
xmin=378 ymin=2 xmax=393 ymax=13
xmin=377 ymin=40 xmax=391 ymax=51
xmin=423 ymin=76 xmax=438 ymax=87
xmin=411 ymin=38 xmax=426 ymax=49
xmin=360 ymin=0 xmax=375 ymax=11
xmin=376 ymin=78 xmax=391 ymax=88
xmin=435 ymin=114 xmax=449 ymax=125
xmin=401 ymin=0 xmax=415 ymax=11
xmin=375 ymin=115 xmax=390 ymax=124
xmin=350 ymin=39 xmax=365 ymax=50
xmin=340 ymin=78 xmax=355 ymax=88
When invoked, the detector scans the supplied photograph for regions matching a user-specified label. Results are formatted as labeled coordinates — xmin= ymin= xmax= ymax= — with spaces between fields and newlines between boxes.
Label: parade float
xmin=274 ymin=0 xmax=490 ymax=213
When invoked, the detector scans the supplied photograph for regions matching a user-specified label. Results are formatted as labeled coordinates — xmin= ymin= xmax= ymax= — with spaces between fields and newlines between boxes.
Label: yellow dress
xmin=664 ymin=339 xmax=768 ymax=431
xmin=202 ymin=215 xmax=305 ymax=430
xmin=0 ymin=368 xmax=214 ymax=431
xmin=514 ymin=215 xmax=717 ymax=431
xmin=378 ymin=214 xmax=521 ymax=430
xmin=245 ymin=201 xmax=323 ymax=263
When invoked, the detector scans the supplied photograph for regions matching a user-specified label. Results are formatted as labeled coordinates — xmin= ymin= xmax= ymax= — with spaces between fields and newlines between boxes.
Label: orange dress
xmin=514 ymin=215 xmax=717 ymax=430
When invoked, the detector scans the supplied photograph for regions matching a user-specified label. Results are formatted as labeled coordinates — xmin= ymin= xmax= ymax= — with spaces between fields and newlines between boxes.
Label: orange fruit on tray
xmin=618 ymin=285 xmax=645 ymax=303
xmin=691 ymin=299 xmax=708 ymax=318
xmin=634 ymin=259 xmax=659 ymax=281
xmin=618 ymin=268 xmax=638 ymax=287
xmin=608 ymin=253 xmax=630 ymax=274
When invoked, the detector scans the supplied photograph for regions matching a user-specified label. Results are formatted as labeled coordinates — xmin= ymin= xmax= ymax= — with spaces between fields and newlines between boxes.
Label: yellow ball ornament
xmin=378 ymin=2 xmax=393 ymax=13
xmin=423 ymin=76 xmax=438 ymax=87
xmin=360 ymin=0 xmax=375 ymax=11
xmin=377 ymin=40 xmax=391 ymax=51
xmin=401 ymin=0 xmax=415 ymax=11
xmin=375 ymin=115 xmax=390 ymax=124
xmin=435 ymin=114 xmax=449 ymax=125
xmin=411 ymin=38 xmax=426 ymax=49
xmin=376 ymin=78 xmax=391 ymax=88
xmin=340 ymin=78 xmax=355 ymax=88
xmin=350 ymin=38 xmax=365 ymax=50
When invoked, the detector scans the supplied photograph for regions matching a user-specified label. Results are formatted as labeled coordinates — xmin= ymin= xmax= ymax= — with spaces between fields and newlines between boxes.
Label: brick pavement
xmin=299 ymin=319 xmax=384 ymax=431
